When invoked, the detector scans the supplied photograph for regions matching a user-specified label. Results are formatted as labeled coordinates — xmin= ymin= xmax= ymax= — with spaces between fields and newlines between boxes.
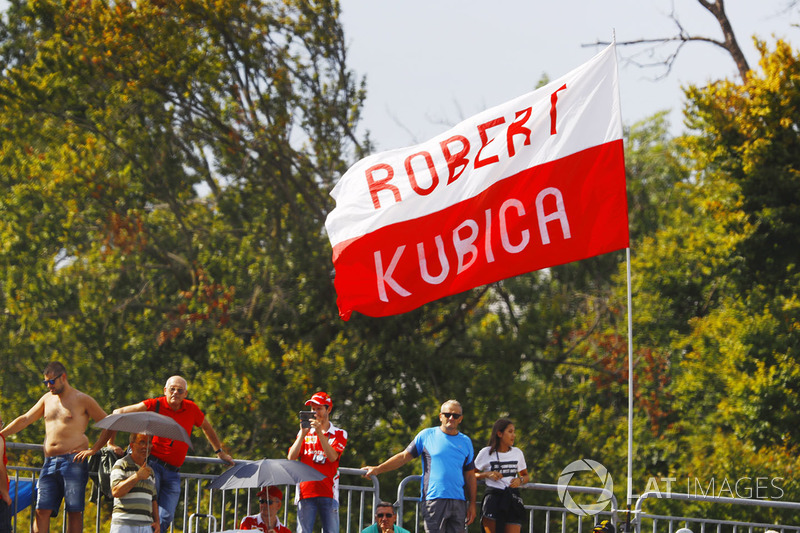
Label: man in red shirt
xmin=287 ymin=391 xmax=347 ymax=533
xmin=239 ymin=486 xmax=292 ymax=533
xmin=111 ymin=376 xmax=234 ymax=533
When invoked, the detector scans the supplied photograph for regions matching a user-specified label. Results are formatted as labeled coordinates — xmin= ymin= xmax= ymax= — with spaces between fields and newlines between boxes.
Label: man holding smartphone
xmin=287 ymin=391 xmax=348 ymax=533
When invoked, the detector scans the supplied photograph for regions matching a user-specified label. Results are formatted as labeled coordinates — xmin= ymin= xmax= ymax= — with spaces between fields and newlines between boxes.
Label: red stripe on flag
xmin=331 ymin=139 xmax=628 ymax=320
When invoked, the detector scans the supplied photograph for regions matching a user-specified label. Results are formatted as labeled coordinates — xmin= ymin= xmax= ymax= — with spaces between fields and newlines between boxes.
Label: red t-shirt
xmin=239 ymin=514 xmax=292 ymax=533
xmin=1 ymin=433 xmax=7 ymax=491
xmin=293 ymin=423 xmax=347 ymax=501
xmin=143 ymin=397 xmax=205 ymax=467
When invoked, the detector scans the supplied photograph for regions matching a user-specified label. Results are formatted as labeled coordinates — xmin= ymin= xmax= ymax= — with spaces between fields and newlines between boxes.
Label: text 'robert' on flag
xmin=325 ymin=44 xmax=629 ymax=321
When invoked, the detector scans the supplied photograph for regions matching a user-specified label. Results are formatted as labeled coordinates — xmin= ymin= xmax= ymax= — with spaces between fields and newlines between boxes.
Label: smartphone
xmin=298 ymin=410 xmax=316 ymax=428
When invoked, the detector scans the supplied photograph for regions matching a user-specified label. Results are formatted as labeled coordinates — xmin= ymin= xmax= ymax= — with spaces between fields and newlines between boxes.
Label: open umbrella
xmin=209 ymin=458 xmax=324 ymax=491
xmin=94 ymin=411 xmax=192 ymax=448
xmin=211 ymin=459 xmax=324 ymax=531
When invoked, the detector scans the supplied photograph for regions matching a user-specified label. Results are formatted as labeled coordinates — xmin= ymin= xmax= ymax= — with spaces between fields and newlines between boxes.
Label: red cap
xmin=256 ymin=486 xmax=283 ymax=501
xmin=305 ymin=391 xmax=332 ymax=407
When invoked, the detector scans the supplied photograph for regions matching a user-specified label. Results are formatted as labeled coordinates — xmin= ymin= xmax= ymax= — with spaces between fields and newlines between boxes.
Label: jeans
xmin=297 ymin=497 xmax=339 ymax=533
xmin=36 ymin=453 xmax=90 ymax=513
xmin=148 ymin=457 xmax=181 ymax=532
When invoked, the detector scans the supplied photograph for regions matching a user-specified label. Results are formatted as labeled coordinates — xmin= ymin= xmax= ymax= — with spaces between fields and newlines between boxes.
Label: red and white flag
xmin=326 ymin=44 xmax=628 ymax=321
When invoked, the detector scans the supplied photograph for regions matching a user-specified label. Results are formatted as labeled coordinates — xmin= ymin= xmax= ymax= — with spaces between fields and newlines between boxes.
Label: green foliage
xmin=1 ymin=1 xmax=800 ymax=527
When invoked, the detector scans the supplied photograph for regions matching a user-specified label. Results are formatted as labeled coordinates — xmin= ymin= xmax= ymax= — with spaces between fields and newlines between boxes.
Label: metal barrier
xmin=5 ymin=443 xmax=379 ymax=533
xmin=633 ymin=491 xmax=800 ymax=533
xmin=396 ymin=475 xmax=619 ymax=533
xmin=7 ymin=443 xmax=800 ymax=533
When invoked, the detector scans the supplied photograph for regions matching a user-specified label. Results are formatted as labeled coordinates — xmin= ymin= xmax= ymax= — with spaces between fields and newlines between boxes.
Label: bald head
xmin=165 ymin=376 xmax=187 ymax=390
xmin=440 ymin=399 xmax=462 ymax=413
xmin=164 ymin=376 xmax=188 ymax=410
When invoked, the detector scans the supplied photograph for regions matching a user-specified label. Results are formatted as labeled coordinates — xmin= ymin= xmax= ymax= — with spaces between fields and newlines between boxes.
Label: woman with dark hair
xmin=474 ymin=418 xmax=529 ymax=533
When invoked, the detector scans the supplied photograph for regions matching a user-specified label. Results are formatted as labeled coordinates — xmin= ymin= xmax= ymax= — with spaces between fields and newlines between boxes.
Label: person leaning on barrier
xmin=110 ymin=433 xmax=159 ymax=533
xmin=109 ymin=375 xmax=234 ymax=533
xmin=474 ymin=418 xmax=529 ymax=533
xmin=360 ymin=501 xmax=410 ymax=533
xmin=0 ymin=361 xmax=111 ymax=533
xmin=239 ymin=486 xmax=291 ymax=533
xmin=363 ymin=400 xmax=477 ymax=533
xmin=0 ymin=412 xmax=11 ymax=533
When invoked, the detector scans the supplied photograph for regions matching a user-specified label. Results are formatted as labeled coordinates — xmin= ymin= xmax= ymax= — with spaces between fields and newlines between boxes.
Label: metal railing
xmin=6 ymin=443 xmax=379 ymax=533
xmin=396 ymin=477 xmax=618 ymax=533
xmin=8 ymin=443 xmax=800 ymax=533
xmin=633 ymin=491 xmax=800 ymax=533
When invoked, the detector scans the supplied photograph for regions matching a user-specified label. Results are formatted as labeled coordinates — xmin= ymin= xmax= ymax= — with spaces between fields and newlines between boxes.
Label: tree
xmin=0 ymin=0 xmax=368 ymax=456
xmin=624 ymin=40 xmax=800 ymax=517
xmin=587 ymin=0 xmax=755 ymax=80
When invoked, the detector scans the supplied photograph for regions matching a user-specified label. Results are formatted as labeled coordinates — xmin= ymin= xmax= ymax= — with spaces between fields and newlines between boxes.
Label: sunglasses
xmin=259 ymin=499 xmax=280 ymax=504
xmin=376 ymin=513 xmax=394 ymax=519
xmin=42 ymin=374 xmax=63 ymax=386
xmin=441 ymin=412 xmax=462 ymax=419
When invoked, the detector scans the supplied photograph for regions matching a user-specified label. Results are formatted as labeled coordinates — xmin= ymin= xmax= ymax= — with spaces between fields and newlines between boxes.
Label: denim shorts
xmin=36 ymin=453 xmax=90 ymax=514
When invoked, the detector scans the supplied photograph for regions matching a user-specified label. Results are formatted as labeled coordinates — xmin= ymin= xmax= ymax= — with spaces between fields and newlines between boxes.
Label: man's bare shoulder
xmin=59 ymin=387 xmax=100 ymax=409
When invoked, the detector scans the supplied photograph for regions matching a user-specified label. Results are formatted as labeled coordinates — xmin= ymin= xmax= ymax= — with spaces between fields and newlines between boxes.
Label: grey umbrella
xmin=94 ymin=412 xmax=192 ymax=448
xmin=209 ymin=458 xmax=324 ymax=491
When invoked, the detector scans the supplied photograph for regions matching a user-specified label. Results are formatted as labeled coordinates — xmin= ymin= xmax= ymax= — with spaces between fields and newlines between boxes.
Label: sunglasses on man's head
xmin=441 ymin=412 xmax=462 ymax=419
xmin=42 ymin=374 xmax=62 ymax=386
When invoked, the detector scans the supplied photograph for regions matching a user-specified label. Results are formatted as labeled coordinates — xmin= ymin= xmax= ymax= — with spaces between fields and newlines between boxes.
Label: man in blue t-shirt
xmin=363 ymin=400 xmax=476 ymax=533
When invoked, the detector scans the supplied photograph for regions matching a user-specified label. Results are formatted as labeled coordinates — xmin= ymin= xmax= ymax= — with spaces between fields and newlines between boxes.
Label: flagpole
xmin=610 ymin=28 xmax=635 ymax=512
xmin=626 ymin=247 xmax=634 ymax=508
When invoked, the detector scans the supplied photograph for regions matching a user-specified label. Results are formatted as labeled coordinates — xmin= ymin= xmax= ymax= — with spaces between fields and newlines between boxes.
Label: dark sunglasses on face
xmin=441 ymin=412 xmax=462 ymax=419
xmin=42 ymin=374 xmax=62 ymax=386
xmin=260 ymin=499 xmax=280 ymax=504
xmin=376 ymin=513 xmax=394 ymax=518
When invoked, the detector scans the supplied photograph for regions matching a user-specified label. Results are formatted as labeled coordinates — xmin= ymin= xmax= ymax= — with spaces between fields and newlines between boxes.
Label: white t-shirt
xmin=474 ymin=446 xmax=527 ymax=490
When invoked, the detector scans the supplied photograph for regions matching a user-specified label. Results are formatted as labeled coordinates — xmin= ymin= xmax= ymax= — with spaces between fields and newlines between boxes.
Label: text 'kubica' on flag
xmin=325 ymin=44 xmax=629 ymax=321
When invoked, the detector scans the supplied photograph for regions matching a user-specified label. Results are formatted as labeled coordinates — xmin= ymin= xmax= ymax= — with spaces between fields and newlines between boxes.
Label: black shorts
xmin=481 ymin=488 xmax=525 ymax=525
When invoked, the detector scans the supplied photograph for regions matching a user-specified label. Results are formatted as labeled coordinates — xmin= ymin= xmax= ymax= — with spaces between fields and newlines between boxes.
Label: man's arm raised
xmin=104 ymin=401 xmax=149 ymax=455
xmin=287 ymin=425 xmax=309 ymax=461
xmin=362 ymin=450 xmax=414 ymax=478
xmin=0 ymin=396 xmax=46 ymax=438
xmin=113 ymin=402 xmax=148 ymax=415
xmin=200 ymin=418 xmax=234 ymax=466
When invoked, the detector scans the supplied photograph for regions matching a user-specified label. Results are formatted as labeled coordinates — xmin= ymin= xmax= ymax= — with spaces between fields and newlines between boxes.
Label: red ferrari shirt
xmin=240 ymin=514 xmax=292 ymax=533
xmin=143 ymin=397 xmax=205 ymax=467
xmin=1 ymin=434 xmax=7 ymax=491
xmin=294 ymin=422 xmax=347 ymax=501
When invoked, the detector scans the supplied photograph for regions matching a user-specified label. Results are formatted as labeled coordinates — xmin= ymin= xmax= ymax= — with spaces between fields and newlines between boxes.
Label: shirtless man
xmin=1 ymin=361 xmax=110 ymax=533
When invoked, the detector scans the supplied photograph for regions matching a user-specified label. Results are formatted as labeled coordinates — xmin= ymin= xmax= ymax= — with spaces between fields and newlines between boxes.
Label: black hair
xmin=43 ymin=361 xmax=66 ymax=377
xmin=487 ymin=417 xmax=514 ymax=454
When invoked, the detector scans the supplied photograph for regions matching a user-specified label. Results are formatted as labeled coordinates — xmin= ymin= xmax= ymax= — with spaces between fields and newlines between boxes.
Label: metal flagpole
xmin=611 ymin=28 xmax=635 ymax=512
xmin=626 ymin=247 xmax=634 ymax=508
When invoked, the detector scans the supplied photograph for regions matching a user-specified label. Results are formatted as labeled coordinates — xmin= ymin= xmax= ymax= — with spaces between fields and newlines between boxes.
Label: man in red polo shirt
xmin=111 ymin=376 xmax=234 ymax=533
xmin=287 ymin=391 xmax=347 ymax=533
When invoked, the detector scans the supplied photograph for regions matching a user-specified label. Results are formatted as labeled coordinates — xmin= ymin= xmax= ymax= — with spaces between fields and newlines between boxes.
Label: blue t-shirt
xmin=406 ymin=427 xmax=475 ymax=501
